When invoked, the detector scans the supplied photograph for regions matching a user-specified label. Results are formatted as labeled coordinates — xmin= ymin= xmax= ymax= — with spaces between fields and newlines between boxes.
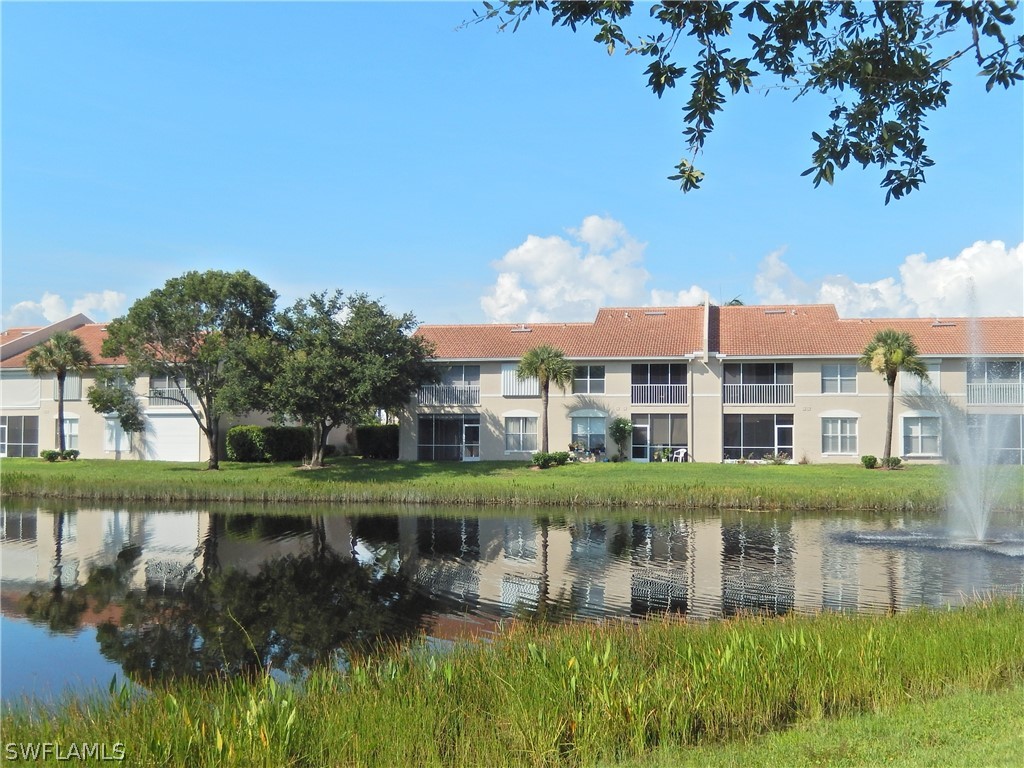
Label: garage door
xmin=145 ymin=413 xmax=202 ymax=462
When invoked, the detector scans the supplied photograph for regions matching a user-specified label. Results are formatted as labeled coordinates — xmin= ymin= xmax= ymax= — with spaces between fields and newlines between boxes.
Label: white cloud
xmin=480 ymin=215 xmax=652 ymax=322
xmin=71 ymin=290 xmax=128 ymax=319
xmin=649 ymin=285 xmax=710 ymax=306
xmin=2 ymin=290 xmax=127 ymax=329
xmin=753 ymin=240 xmax=1024 ymax=318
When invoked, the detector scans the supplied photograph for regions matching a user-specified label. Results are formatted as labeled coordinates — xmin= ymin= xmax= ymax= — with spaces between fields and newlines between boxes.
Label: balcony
xmin=631 ymin=384 xmax=687 ymax=405
xmin=148 ymin=387 xmax=199 ymax=407
xmin=723 ymin=384 xmax=794 ymax=405
xmin=967 ymin=383 xmax=1024 ymax=405
xmin=417 ymin=384 xmax=480 ymax=407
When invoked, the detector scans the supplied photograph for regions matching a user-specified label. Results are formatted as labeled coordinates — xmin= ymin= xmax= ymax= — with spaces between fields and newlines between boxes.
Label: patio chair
xmin=671 ymin=448 xmax=688 ymax=462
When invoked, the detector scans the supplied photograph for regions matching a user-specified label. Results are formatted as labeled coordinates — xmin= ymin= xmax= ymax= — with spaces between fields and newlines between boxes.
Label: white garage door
xmin=145 ymin=413 xmax=202 ymax=462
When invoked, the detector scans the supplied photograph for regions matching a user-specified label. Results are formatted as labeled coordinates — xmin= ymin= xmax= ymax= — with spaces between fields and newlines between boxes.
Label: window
xmin=55 ymin=417 xmax=79 ymax=450
xmin=502 ymin=363 xmax=539 ymax=397
xmin=504 ymin=416 xmax=538 ymax=452
xmin=967 ymin=360 xmax=1024 ymax=405
xmin=723 ymin=363 xmax=794 ymax=404
xmin=573 ymin=365 xmax=605 ymax=394
xmin=631 ymin=413 xmax=687 ymax=460
xmin=900 ymin=360 xmax=941 ymax=394
xmin=149 ymin=373 xmax=194 ymax=406
xmin=442 ymin=365 xmax=480 ymax=387
xmin=0 ymin=416 xmax=39 ymax=458
xmin=53 ymin=372 xmax=83 ymax=401
xmin=631 ymin=364 xmax=687 ymax=404
xmin=903 ymin=416 xmax=941 ymax=456
xmin=417 ymin=414 xmax=480 ymax=461
xmin=723 ymin=414 xmax=793 ymax=460
xmin=821 ymin=364 xmax=857 ymax=394
xmin=967 ymin=414 xmax=1024 ymax=465
xmin=821 ymin=417 xmax=857 ymax=454
xmin=571 ymin=415 xmax=606 ymax=452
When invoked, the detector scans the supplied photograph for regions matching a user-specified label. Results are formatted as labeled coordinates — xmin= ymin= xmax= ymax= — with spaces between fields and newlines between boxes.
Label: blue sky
xmin=3 ymin=1 xmax=1022 ymax=330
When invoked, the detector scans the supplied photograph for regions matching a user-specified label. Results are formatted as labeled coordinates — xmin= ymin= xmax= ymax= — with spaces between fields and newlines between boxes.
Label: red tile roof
xmin=415 ymin=306 xmax=706 ymax=360
xmin=0 ymin=324 xmax=127 ymax=368
xmin=417 ymin=304 xmax=1024 ymax=360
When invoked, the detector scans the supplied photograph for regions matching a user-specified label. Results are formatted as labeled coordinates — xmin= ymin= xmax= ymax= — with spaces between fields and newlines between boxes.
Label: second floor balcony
xmin=967 ymin=382 xmax=1024 ymax=405
xmin=723 ymin=383 xmax=794 ymax=406
xmin=631 ymin=384 xmax=687 ymax=405
xmin=417 ymin=384 xmax=480 ymax=407
xmin=148 ymin=387 xmax=200 ymax=407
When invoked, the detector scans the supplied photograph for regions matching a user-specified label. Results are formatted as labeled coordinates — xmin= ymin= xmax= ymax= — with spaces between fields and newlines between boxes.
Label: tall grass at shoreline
xmin=6 ymin=457 xmax=1022 ymax=513
xmin=4 ymin=599 xmax=1023 ymax=767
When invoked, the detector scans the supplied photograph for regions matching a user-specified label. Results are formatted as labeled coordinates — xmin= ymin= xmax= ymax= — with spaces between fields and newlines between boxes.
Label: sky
xmin=2 ymin=1 xmax=1023 ymax=331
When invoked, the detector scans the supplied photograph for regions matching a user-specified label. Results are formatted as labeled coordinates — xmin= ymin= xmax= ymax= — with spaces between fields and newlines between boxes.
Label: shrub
xmin=763 ymin=451 xmax=790 ymax=465
xmin=608 ymin=417 xmax=633 ymax=459
xmin=60 ymin=449 xmax=80 ymax=461
xmin=226 ymin=426 xmax=268 ymax=462
xmin=884 ymin=456 xmax=903 ymax=469
xmin=356 ymin=425 xmax=399 ymax=459
xmin=261 ymin=426 xmax=312 ymax=462
xmin=861 ymin=455 xmax=878 ymax=469
xmin=532 ymin=451 xmax=570 ymax=469
xmin=40 ymin=450 xmax=60 ymax=462
xmin=227 ymin=426 xmax=313 ymax=462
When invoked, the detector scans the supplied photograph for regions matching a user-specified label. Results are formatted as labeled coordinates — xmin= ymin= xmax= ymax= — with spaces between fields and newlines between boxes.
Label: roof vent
xmin=644 ymin=311 xmax=666 ymax=316
xmin=510 ymin=324 xmax=532 ymax=333
xmin=764 ymin=309 xmax=787 ymax=315
xmin=932 ymin=321 xmax=956 ymax=327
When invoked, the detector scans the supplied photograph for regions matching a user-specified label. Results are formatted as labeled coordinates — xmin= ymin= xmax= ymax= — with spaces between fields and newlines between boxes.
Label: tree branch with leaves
xmin=471 ymin=1 xmax=1023 ymax=202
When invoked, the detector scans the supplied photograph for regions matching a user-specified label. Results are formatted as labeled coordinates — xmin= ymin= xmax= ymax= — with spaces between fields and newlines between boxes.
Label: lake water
xmin=3 ymin=502 xmax=1023 ymax=705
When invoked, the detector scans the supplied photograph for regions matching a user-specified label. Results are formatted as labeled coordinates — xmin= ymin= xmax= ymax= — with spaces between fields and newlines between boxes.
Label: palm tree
xmin=517 ymin=345 xmax=574 ymax=453
xmin=26 ymin=331 xmax=94 ymax=454
xmin=858 ymin=329 xmax=929 ymax=463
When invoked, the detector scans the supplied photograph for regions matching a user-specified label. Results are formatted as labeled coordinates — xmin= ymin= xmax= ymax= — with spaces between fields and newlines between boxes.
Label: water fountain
xmin=845 ymin=313 xmax=1023 ymax=559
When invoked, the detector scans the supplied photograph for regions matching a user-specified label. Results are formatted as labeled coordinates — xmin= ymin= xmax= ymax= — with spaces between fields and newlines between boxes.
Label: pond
xmin=2 ymin=502 xmax=1023 ymax=705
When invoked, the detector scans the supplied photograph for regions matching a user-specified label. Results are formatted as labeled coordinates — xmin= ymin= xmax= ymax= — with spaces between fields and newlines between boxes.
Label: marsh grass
xmin=4 ymin=599 xmax=1022 ymax=767
xmin=6 ymin=457 xmax=1021 ymax=513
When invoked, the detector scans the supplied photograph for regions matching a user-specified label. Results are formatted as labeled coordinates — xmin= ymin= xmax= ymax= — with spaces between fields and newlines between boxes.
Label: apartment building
xmin=402 ymin=302 xmax=1024 ymax=465
xmin=0 ymin=315 xmax=266 ymax=462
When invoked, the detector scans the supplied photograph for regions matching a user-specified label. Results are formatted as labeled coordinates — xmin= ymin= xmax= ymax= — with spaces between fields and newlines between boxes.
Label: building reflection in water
xmin=3 ymin=504 xmax=1023 ymax=699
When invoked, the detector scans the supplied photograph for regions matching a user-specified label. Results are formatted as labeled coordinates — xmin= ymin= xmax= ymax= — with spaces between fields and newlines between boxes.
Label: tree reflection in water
xmin=93 ymin=514 xmax=435 ymax=685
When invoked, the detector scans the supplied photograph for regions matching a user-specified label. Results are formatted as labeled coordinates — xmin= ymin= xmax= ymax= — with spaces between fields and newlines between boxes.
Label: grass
xmin=4 ymin=456 xmax=1023 ymax=513
xmin=3 ymin=599 xmax=1023 ymax=767
xmin=613 ymin=685 xmax=1024 ymax=768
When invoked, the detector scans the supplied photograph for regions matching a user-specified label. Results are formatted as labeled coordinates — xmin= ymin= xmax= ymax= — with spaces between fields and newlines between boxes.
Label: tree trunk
xmin=310 ymin=421 xmax=332 ymax=468
xmin=883 ymin=379 xmax=896 ymax=463
xmin=540 ymin=383 xmax=550 ymax=453
xmin=56 ymin=374 xmax=67 ymax=453
xmin=206 ymin=413 xmax=220 ymax=470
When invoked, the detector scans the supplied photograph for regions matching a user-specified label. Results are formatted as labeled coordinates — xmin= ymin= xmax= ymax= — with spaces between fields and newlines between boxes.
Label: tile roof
xmin=0 ymin=323 xmax=127 ymax=368
xmin=417 ymin=304 xmax=1023 ymax=360
xmin=415 ymin=306 xmax=706 ymax=360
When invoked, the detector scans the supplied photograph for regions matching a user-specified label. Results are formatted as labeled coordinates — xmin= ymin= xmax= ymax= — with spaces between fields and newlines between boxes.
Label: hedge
xmin=355 ymin=425 xmax=399 ymax=459
xmin=226 ymin=425 xmax=312 ymax=462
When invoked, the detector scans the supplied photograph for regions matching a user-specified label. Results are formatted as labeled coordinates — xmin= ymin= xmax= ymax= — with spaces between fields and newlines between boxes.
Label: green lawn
xmin=616 ymin=685 xmax=1024 ymax=768
xmin=5 ymin=456 xmax=1022 ymax=512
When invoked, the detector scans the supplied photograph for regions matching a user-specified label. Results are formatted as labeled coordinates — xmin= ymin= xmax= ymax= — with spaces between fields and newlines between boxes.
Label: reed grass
xmin=5 ymin=457 xmax=1021 ymax=513
xmin=4 ymin=599 xmax=1022 ymax=767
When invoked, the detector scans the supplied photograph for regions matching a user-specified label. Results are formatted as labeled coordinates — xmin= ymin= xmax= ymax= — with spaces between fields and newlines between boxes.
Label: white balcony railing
xmin=723 ymin=383 xmax=794 ymax=405
xmin=631 ymin=384 xmax=688 ymax=405
xmin=417 ymin=384 xmax=480 ymax=406
xmin=148 ymin=388 xmax=199 ymax=407
xmin=967 ymin=382 xmax=1024 ymax=405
